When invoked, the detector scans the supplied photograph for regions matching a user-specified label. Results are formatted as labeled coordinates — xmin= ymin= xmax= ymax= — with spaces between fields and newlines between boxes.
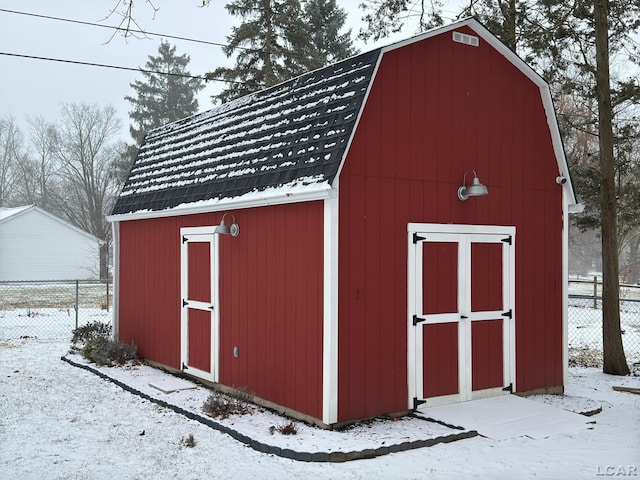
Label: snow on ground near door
xmin=1 ymin=336 xmax=639 ymax=479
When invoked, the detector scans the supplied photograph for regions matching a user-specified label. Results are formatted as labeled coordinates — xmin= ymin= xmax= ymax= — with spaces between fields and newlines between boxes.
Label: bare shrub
xmin=202 ymin=388 xmax=253 ymax=419
xmin=276 ymin=421 xmax=298 ymax=435
xmin=180 ymin=434 xmax=196 ymax=448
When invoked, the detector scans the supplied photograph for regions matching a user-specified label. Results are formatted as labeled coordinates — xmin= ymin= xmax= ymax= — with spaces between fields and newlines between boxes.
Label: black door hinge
xmin=182 ymin=362 xmax=189 ymax=371
xmin=501 ymin=236 xmax=512 ymax=245
xmin=182 ymin=235 xmax=188 ymax=244
xmin=413 ymin=397 xmax=427 ymax=409
xmin=182 ymin=299 xmax=188 ymax=307
xmin=502 ymin=309 xmax=512 ymax=319
xmin=413 ymin=233 xmax=426 ymax=244
xmin=413 ymin=314 xmax=426 ymax=326
xmin=502 ymin=383 xmax=513 ymax=393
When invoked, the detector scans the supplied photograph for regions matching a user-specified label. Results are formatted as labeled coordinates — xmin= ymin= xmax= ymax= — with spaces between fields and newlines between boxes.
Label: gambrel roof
xmin=112 ymin=49 xmax=381 ymax=216
xmin=111 ymin=18 xmax=577 ymax=219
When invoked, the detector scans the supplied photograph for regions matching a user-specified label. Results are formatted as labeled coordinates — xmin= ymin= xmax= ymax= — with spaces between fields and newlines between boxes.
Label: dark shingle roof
xmin=112 ymin=49 xmax=381 ymax=216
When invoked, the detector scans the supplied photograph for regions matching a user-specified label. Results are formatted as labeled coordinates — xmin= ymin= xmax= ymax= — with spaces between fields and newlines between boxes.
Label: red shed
xmin=109 ymin=19 xmax=579 ymax=427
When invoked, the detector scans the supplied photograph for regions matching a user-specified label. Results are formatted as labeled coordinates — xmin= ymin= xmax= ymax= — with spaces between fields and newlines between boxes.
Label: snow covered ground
xmin=568 ymin=298 xmax=640 ymax=364
xmin=1 ymin=334 xmax=639 ymax=479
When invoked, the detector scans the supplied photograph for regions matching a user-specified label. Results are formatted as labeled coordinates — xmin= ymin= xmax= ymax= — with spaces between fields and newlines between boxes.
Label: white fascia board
xmin=1 ymin=205 xmax=102 ymax=244
xmin=107 ymin=188 xmax=336 ymax=223
xmin=332 ymin=53 xmax=383 ymax=184
xmin=0 ymin=205 xmax=31 ymax=224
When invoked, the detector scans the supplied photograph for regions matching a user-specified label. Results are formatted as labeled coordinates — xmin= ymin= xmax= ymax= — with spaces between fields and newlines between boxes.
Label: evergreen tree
xmin=209 ymin=0 xmax=355 ymax=103
xmin=208 ymin=0 xmax=309 ymax=103
xmin=301 ymin=0 xmax=357 ymax=71
xmin=123 ymin=41 xmax=204 ymax=178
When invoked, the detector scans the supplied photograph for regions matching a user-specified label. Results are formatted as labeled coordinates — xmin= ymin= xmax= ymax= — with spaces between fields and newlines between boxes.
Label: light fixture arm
xmin=457 ymin=169 xmax=489 ymax=201
xmin=214 ymin=212 xmax=240 ymax=237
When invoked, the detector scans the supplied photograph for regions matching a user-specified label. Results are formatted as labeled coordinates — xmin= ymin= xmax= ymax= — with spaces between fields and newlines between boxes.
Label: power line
xmin=0 ymin=7 xmax=241 ymax=50
xmin=0 ymin=51 xmax=245 ymax=84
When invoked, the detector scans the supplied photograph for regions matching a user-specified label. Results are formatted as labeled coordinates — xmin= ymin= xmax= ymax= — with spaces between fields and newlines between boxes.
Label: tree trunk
xmin=593 ymin=0 xmax=629 ymax=375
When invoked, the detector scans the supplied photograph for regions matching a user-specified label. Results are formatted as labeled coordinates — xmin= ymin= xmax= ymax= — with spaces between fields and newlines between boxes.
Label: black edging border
xmin=61 ymin=355 xmax=479 ymax=462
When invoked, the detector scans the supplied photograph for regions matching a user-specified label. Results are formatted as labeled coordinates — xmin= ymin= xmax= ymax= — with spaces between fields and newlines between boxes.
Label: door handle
xmin=460 ymin=315 xmax=468 ymax=319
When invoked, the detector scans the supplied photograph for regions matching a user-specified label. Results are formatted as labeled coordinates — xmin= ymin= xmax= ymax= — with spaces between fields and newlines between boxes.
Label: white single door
xmin=408 ymin=224 xmax=515 ymax=409
xmin=180 ymin=226 xmax=219 ymax=382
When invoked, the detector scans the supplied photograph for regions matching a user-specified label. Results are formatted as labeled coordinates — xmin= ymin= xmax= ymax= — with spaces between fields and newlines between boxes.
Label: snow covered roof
xmin=0 ymin=205 xmax=31 ymax=223
xmin=112 ymin=49 xmax=381 ymax=216
xmin=0 ymin=205 xmax=101 ymax=242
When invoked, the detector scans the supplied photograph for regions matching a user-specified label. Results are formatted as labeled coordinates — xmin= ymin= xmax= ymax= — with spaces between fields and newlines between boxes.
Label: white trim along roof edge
xmin=1 ymin=205 xmax=103 ymax=244
xmin=107 ymin=186 xmax=336 ymax=222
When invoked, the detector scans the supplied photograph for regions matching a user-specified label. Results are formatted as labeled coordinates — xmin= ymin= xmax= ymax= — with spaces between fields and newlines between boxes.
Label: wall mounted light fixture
xmin=214 ymin=213 xmax=240 ymax=237
xmin=458 ymin=170 xmax=489 ymax=201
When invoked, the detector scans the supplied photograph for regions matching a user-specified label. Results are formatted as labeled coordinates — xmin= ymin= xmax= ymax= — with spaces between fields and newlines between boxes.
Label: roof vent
xmin=453 ymin=31 xmax=479 ymax=47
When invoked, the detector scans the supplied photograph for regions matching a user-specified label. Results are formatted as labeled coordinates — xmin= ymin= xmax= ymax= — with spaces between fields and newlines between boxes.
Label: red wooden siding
xmin=118 ymin=201 xmax=324 ymax=420
xmin=422 ymin=323 xmax=459 ymax=397
xmin=338 ymin=27 xmax=563 ymax=422
xmin=119 ymin=215 xmax=188 ymax=368
xmin=471 ymin=242 xmax=503 ymax=312
xmin=218 ymin=202 xmax=324 ymax=419
xmin=188 ymin=309 xmax=212 ymax=371
xmin=423 ymin=242 xmax=458 ymax=315
xmin=471 ymin=320 xmax=503 ymax=391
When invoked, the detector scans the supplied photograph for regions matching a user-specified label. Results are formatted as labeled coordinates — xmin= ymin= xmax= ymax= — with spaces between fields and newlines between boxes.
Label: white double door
xmin=408 ymin=224 xmax=515 ymax=408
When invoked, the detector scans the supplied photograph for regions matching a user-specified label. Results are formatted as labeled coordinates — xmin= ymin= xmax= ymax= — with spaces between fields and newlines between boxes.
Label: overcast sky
xmin=0 ymin=1 xmax=461 ymax=142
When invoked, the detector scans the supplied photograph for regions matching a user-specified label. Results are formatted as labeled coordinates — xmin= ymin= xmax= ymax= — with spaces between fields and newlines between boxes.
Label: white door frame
xmin=180 ymin=226 xmax=219 ymax=382
xmin=407 ymin=223 xmax=516 ymax=409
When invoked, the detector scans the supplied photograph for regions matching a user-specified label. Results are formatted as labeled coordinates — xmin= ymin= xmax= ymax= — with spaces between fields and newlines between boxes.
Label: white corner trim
xmin=111 ymin=221 xmax=120 ymax=340
xmin=562 ymin=194 xmax=569 ymax=387
xmin=322 ymin=193 xmax=339 ymax=425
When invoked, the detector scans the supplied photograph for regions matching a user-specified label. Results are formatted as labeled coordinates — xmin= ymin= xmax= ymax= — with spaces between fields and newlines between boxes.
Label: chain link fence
xmin=0 ymin=280 xmax=113 ymax=340
xmin=1 ymin=278 xmax=639 ymax=368
xmin=568 ymin=278 xmax=640 ymax=367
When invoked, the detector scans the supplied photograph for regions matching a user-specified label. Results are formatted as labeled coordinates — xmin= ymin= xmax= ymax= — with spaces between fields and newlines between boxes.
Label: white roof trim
xmin=0 ymin=205 xmax=31 ymax=223
xmin=360 ymin=18 xmax=578 ymax=207
xmin=332 ymin=51 xmax=384 ymax=184
xmin=108 ymin=186 xmax=336 ymax=222
xmin=0 ymin=205 xmax=103 ymax=243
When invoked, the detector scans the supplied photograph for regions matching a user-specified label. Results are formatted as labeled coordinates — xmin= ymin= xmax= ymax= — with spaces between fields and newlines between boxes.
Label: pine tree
xmin=208 ymin=0 xmax=309 ymax=103
xmin=209 ymin=0 xmax=356 ymax=103
xmin=123 ymin=41 xmax=204 ymax=177
xmin=300 ymin=0 xmax=357 ymax=71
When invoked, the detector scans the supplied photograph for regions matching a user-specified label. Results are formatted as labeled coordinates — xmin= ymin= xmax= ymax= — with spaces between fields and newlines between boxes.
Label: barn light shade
xmin=214 ymin=213 xmax=239 ymax=237
xmin=458 ymin=170 xmax=489 ymax=201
